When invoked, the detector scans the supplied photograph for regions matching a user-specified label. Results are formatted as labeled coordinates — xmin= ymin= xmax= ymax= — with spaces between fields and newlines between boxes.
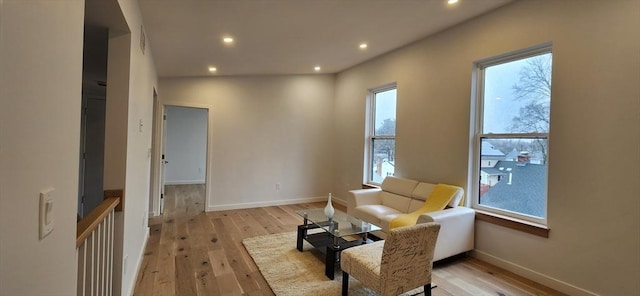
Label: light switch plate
xmin=39 ymin=187 xmax=55 ymax=239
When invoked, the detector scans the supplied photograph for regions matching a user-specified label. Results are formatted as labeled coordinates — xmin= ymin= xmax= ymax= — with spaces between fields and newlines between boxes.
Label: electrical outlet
xmin=275 ymin=183 xmax=281 ymax=191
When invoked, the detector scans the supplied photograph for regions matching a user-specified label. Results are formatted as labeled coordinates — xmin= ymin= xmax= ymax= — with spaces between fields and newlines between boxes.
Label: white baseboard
xmin=206 ymin=195 xmax=344 ymax=212
xmin=126 ymin=228 xmax=149 ymax=296
xmin=333 ymin=197 xmax=346 ymax=206
xmin=472 ymin=250 xmax=599 ymax=296
xmin=165 ymin=180 xmax=205 ymax=185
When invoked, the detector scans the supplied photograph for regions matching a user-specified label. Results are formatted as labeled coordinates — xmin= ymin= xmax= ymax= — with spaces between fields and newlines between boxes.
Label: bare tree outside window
xmin=512 ymin=55 xmax=552 ymax=103
xmin=375 ymin=118 xmax=396 ymax=161
xmin=510 ymin=54 xmax=552 ymax=163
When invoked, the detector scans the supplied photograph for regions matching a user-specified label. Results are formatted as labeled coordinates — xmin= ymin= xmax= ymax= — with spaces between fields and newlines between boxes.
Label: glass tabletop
xmin=295 ymin=208 xmax=381 ymax=238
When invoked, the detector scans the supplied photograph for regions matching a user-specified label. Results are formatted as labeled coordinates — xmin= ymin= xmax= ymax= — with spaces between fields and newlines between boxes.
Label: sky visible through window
xmin=483 ymin=53 xmax=551 ymax=134
xmin=375 ymin=89 xmax=397 ymax=131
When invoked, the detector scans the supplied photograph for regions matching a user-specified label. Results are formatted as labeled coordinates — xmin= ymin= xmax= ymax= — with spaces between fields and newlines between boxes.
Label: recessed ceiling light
xmin=208 ymin=66 xmax=217 ymax=72
xmin=223 ymin=37 xmax=234 ymax=44
xmin=314 ymin=66 xmax=321 ymax=71
xmin=359 ymin=43 xmax=368 ymax=49
xmin=448 ymin=0 xmax=459 ymax=4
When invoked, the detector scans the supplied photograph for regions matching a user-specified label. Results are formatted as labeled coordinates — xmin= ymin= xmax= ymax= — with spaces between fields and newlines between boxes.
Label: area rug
xmin=242 ymin=231 xmax=429 ymax=296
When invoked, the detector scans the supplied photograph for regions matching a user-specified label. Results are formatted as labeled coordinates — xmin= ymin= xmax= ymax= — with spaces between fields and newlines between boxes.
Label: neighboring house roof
xmin=481 ymin=141 xmax=505 ymax=157
xmin=505 ymin=148 xmax=519 ymax=161
xmin=480 ymin=160 xmax=547 ymax=217
xmin=482 ymin=166 xmax=506 ymax=176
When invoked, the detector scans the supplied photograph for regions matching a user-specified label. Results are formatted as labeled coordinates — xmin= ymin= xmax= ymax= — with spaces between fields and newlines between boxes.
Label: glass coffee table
xmin=296 ymin=208 xmax=382 ymax=279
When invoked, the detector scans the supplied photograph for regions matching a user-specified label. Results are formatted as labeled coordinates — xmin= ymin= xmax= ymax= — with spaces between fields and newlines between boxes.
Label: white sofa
xmin=347 ymin=176 xmax=474 ymax=261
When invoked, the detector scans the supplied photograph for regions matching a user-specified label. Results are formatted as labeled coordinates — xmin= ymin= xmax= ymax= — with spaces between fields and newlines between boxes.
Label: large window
xmin=471 ymin=45 xmax=552 ymax=224
xmin=366 ymin=84 xmax=397 ymax=185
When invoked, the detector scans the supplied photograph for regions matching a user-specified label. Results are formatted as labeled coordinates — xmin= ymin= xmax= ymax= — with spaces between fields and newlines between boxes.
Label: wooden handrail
xmin=76 ymin=197 xmax=120 ymax=248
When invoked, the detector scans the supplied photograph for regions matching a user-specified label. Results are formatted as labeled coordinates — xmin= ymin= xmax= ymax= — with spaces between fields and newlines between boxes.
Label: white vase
xmin=324 ymin=193 xmax=335 ymax=219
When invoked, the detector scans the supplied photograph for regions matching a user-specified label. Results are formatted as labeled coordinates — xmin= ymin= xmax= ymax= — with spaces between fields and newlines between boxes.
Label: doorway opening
xmin=150 ymin=104 xmax=210 ymax=216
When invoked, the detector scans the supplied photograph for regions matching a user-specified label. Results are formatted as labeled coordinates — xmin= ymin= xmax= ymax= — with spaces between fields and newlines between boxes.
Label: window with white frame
xmin=366 ymin=84 xmax=397 ymax=185
xmin=471 ymin=45 xmax=552 ymax=224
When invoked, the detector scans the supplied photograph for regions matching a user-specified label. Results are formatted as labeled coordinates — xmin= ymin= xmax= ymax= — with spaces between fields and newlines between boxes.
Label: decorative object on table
xmin=324 ymin=193 xmax=335 ymax=219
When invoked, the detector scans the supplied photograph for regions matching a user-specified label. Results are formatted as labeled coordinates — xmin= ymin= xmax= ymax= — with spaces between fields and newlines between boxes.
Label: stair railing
xmin=76 ymin=196 xmax=121 ymax=296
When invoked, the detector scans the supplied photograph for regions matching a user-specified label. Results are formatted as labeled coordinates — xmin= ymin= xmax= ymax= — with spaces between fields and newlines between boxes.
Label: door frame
xmin=149 ymin=98 xmax=213 ymax=216
xmin=149 ymin=89 xmax=161 ymax=216
xmin=78 ymin=95 xmax=88 ymax=218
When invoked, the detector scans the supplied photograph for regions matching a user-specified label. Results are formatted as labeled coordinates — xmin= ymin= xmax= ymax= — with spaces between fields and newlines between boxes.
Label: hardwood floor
xmin=133 ymin=185 xmax=565 ymax=296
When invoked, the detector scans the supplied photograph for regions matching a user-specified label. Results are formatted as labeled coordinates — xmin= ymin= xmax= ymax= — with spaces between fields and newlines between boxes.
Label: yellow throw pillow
xmin=389 ymin=184 xmax=458 ymax=229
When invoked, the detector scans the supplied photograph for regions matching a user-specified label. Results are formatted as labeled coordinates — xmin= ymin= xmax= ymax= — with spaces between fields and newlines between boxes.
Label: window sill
xmin=474 ymin=210 xmax=549 ymax=238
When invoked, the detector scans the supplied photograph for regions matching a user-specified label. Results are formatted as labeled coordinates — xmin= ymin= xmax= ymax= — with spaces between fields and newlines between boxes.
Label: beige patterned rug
xmin=242 ymin=231 xmax=427 ymax=296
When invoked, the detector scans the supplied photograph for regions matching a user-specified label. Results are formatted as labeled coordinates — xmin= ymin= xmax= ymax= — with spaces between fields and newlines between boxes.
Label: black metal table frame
xmin=296 ymin=216 xmax=377 ymax=280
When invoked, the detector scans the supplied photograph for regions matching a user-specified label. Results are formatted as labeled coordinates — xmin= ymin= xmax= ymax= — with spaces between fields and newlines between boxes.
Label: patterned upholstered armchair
xmin=340 ymin=222 xmax=441 ymax=296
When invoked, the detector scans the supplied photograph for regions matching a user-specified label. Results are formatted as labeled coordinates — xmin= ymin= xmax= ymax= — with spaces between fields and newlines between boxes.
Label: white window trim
xmin=364 ymin=82 xmax=397 ymax=185
xmin=469 ymin=43 xmax=552 ymax=225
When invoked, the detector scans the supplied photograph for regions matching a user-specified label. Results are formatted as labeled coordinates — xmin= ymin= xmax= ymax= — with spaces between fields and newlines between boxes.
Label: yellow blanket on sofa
xmin=389 ymin=183 xmax=458 ymax=229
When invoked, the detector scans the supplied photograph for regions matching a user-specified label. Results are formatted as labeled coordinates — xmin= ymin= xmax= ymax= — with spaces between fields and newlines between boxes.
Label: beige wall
xmin=334 ymin=1 xmax=639 ymax=295
xmin=116 ymin=0 xmax=159 ymax=294
xmin=0 ymin=0 xmax=85 ymax=294
xmin=159 ymin=75 xmax=336 ymax=210
xmin=103 ymin=31 xmax=131 ymax=296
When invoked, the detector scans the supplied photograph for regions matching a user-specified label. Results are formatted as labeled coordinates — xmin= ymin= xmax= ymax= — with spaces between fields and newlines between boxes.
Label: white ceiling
xmin=138 ymin=0 xmax=513 ymax=77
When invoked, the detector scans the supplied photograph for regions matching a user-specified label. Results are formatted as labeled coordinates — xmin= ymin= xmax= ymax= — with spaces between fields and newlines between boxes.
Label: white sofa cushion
xmin=379 ymin=213 xmax=402 ymax=231
xmin=380 ymin=191 xmax=412 ymax=212
xmin=411 ymin=182 xmax=436 ymax=201
xmin=408 ymin=182 xmax=438 ymax=212
xmin=380 ymin=176 xmax=419 ymax=197
xmin=353 ymin=205 xmax=404 ymax=227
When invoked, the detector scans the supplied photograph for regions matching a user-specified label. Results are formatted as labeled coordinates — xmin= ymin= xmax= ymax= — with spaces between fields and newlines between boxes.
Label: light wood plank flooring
xmin=134 ymin=184 xmax=565 ymax=296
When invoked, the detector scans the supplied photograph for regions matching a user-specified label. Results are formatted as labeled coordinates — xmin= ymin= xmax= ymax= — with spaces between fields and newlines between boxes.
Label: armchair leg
xmin=424 ymin=283 xmax=431 ymax=296
xmin=342 ymin=272 xmax=349 ymax=296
